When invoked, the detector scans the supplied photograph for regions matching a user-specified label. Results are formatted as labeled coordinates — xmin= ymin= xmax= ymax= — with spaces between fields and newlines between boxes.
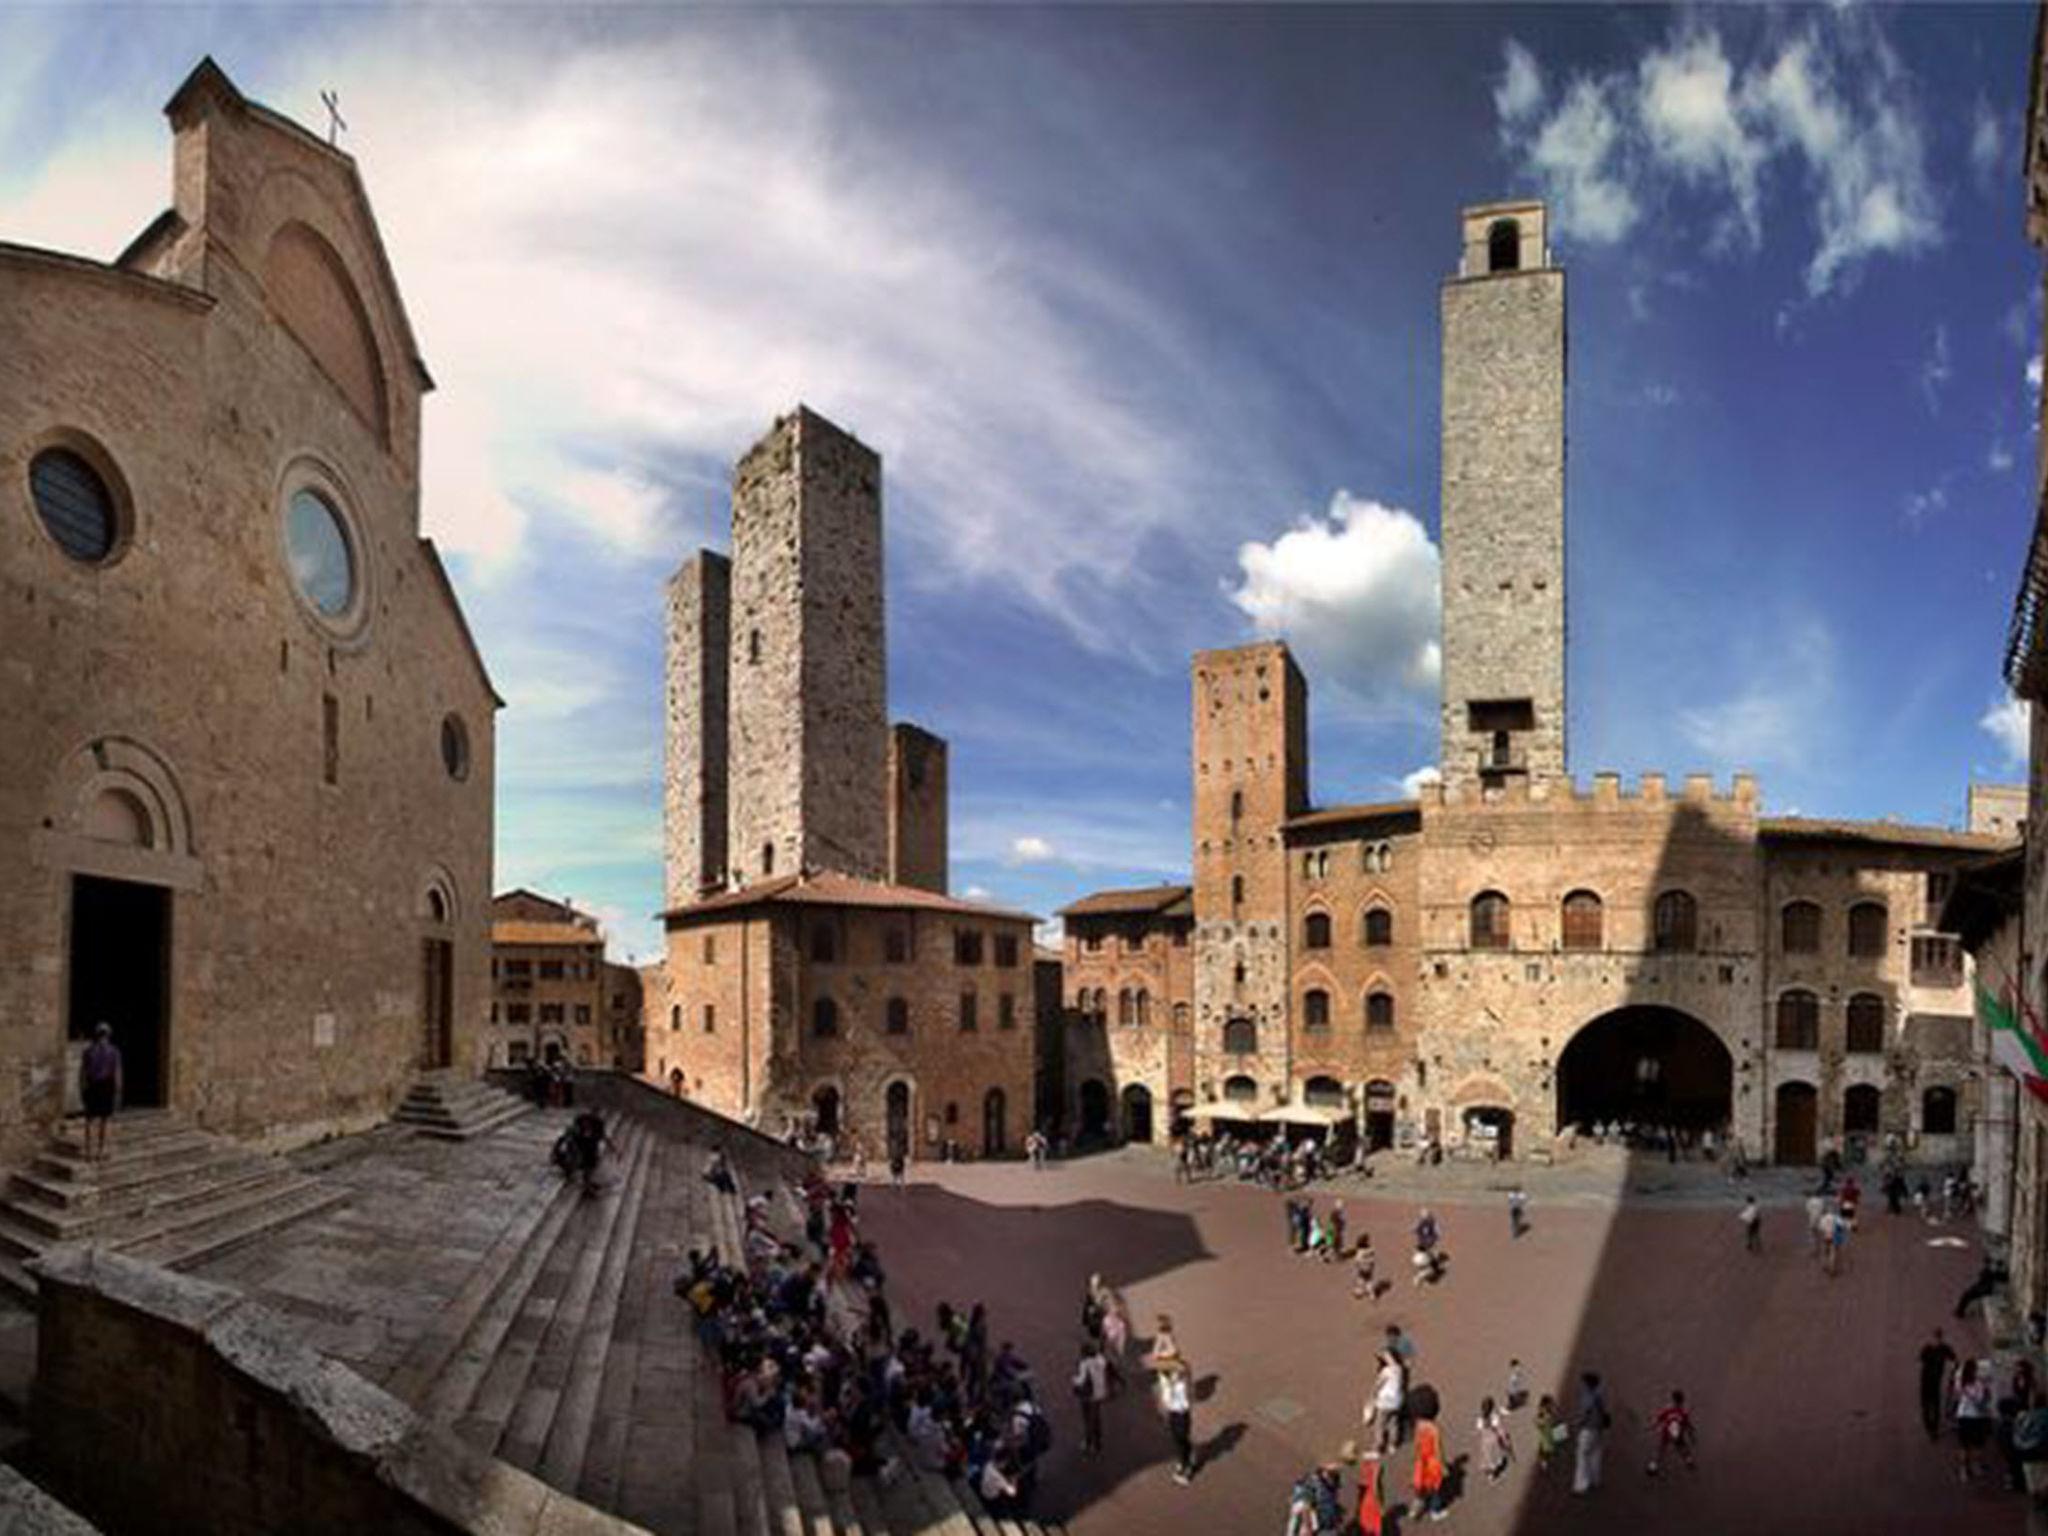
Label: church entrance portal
xmin=886 ymin=1082 xmax=912 ymax=1161
xmin=1555 ymin=1006 xmax=1731 ymax=1135
xmin=1775 ymin=1082 xmax=1818 ymax=1165
xmin=69 ymin=875 xmax=169 ymax=1108
xmin=1121 ymin=1084 xmax=1154 ymax=1144
xmin=420 ymin=938 xmax=454 ymax=1070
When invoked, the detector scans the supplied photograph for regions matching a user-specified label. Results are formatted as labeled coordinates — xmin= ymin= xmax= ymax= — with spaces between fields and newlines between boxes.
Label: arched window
xmin=1471 ymin=891 xmax=1511 ymax=950
xmin=1652 ymin=890 xmax=1697 ymax=953
xmin=1561 ymin=890 xmax=1603 ymax=951
xmin=1223 ymin=1017 xmax=1257 ymax=1055
xmin=1847 ymin=901 xmax=1888 ymax=959
xmin=1316 ymin=850 xmax=1330 ymax=879
xmin=1117 ymin=988 xmax=1133 ymax=1026
xmin=1364 ymin=907 xmax=1393 ymax=947
xmin=1173 ymin=1002 xmax=1190 ymax=1029
xmin=1845 ymin=993 xmax=1885 ymax=1054
xmin=1223 ymin=1073 xmax=1258 ymax=1102
xmin=669 ymin=1005 xmax=681 ymax=1033
xmin=1922 ymin=1085 xmax=1958 ymax=1136
xmin=1303 ymin=1075 xmax=1346 ymax=1109
xmin=1366 ymin=990 xmax=1395 ymax=1032
xmin=886 ymin=997 xmax=909 ymax=1034
xmin=1303 ymin=989 xmax=1330 ymax=1030
xmin=812 ymin=997 xmax=838 ymax=1038
xmin=1304 ymin=912 xmax=1332 ymax=949
xmin=1231 ymin=875 xmax=1244 ymax=909
xmin=1781 ymin=900 xmax=1821 ymax=955
xmin=1136 ymin=988 xmax=1151 ymax=1027
xmin=1488 ymin=217 xmax=1520 ymax=273
xmin=1230 ymin=789 xmax=1243 ymax=823
xmin=1843 ymin=1083 xmax=1881 ymax=1134
xmin=1775 ymin=989 xmax=1819 ymax=1050
xmin=761 ymin=841 xmax=775 ymax=877
xmin=748 ymin=629 xmax=762 ymax=664
xmin=1302 ymin=851 xmax=1315 ymax=880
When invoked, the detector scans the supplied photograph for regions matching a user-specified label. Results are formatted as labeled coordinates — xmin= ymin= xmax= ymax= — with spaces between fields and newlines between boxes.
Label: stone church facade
xmin=1062 ymin=201 xmax=2009 ymax=1163
xmin=0 ymin=60 xmax=499 ymax=1164
xmin=651 ymin=408 xmax=1036 ymax=1159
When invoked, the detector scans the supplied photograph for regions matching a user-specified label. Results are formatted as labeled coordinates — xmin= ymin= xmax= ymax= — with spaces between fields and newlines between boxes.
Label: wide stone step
xmin=414 ymin=1099 xmax=533 ymax=1143
xmin=122 ymin=1173 xmax=349 ymax=1271
xmin=785 ymin=1448 xmax=837 ymax=1536
xmin=35 ymin=1129 xmax=220 ymax=1183
xmin=10 ymin=1140 xmax=258 ymax=1211
xmin=6 ymin=1154 xmax=277 ymax=1241
xmin=756 ymin=1431 xmax=806 ymax=1536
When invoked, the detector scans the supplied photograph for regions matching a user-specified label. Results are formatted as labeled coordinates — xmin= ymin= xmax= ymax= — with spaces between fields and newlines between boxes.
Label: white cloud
xmin=2030 ymin=354 xmax=2043 ymax=397
xmin=1982 ymin=694 xmax=2031 ymax=766
xmin=1034 ymin=917 xmax=1065 ymax=952
xmin=1007 ymin=836 xmax=1056 ymax=864
xmin=1902 ymin=482 xmax=1948 ymax=526
xmin=1527 ymin=77 xmax=1639 ymax=245
xmin=1919 ymin=324 xmax=1951 ymax=412
xmin=1227 ymin=491 xmax=1441 ymax=704
xmin=962 ymin=884 xmax=995 ymax=901
xmin=1400 ymin=765 xmax=1443 ymax=799
xmin=1991 ymin=438 xmax=2017 ymax=473
xmin=1677 ymin=619 xmax=1835 ymax=771
xmin=551 ymin=467 xmax=673 ymax=560
xmin=1638 ymin=30 xmax=1764 ymax=244
xmin=1971 ymin=97 xmax=2005 ymax=190
xmin=1643 ymin=383 xmax=1679 ymax=407
xmin=1495 ymin=40 xmax=1545 ymax=125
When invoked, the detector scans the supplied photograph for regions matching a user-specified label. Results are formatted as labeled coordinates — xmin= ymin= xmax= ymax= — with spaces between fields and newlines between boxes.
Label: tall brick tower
xmin=1190 ymin=642 xmax=1307 ymax=1106
xmin=726 ymin=407 xmax=888 ymax=887
xmin=664 ymin=551 xmax=731 ymax=905
xmin=1439 ymin=201 xmax=1567 ymax=790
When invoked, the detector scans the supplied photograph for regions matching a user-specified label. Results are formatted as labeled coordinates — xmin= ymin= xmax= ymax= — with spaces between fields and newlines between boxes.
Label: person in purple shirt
xmin=79 ymin=1021 xmax=122 ymax=1160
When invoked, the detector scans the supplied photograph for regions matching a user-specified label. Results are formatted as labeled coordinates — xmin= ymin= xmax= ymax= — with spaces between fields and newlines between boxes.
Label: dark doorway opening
xmin=420 ymin=938 xmax=453 ymax=1069
xmin=886 ymin=1081 xmax=912 ymax=1160
xmin=1555 ymin=1006 xmax=1732 ymax=1134
xmin=69 ymin=875 xmax=169 ymax=1108
xmin=812 ymin=1084 xmax=841 ymax=1137
xmin=1464 ymin=1105 xmax=1514 ymax=1159
xmin=1122 ymin=1083 xmax=1154 ymax=1144
xmin=1365 ymin=1080 xmax=1397 ymax=1151
xmin=1775 ymin=1081 xmax=1818 ymax=1165
xmin=1079 ymin=1079 xmax=1110 ymax=1139
xmin=983 ymin=1087 xmax=1007 ymax=1156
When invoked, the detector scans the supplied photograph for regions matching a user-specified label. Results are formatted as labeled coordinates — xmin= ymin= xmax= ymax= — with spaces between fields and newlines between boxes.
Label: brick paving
xmin=855 ymin=1149 xmax=2024 ymax=1536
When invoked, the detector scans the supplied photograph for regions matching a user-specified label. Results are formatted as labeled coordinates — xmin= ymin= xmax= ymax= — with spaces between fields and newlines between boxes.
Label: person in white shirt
xmin=1073 ymin=1340 xmax=1110 ymax=1455
xmin=1157 ymin=1361 xmax=1195 ymax=1485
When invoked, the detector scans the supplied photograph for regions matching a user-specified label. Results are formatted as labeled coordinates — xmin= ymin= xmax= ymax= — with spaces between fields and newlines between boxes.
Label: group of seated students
xmin=677 ymin=1156 xmax=1053 ymax=1518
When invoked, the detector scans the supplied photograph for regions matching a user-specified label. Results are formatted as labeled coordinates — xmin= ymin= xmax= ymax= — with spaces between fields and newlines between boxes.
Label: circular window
xmin=285 ymin=487 xmax=356 ymax=617
xmin=440 ymin=713 xmax=470 ymax=781
xmin=29 ymin=448 xmax=119 ymax=564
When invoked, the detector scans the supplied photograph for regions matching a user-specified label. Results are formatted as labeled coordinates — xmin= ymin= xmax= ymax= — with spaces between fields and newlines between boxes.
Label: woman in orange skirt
xmin=1413 ymin=1412 xmax=1446 ymax=1522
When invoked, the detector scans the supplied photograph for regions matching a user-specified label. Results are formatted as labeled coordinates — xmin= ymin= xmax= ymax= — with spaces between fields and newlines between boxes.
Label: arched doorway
xmin=1365 ymin=1080 xmax=1397 ymax=1151
xmin=1555 ymin=1006 xmax=1732 ymax=1133
xmin=1843 ymin=1083 xmax=1881 ymax=1137
xmin=812 ymin=1084 xmax=841 ymax=1137
xmin=1122 ymin=1084 xmax=1154 ymax=1144
xmin=983 ymin=1088 xmax=1007 ymax=1156
xmin=885 ymin=1081 xmax=912 ymax=1161
xmin=1775 ymin=1082 xmax=1818 ymax=1165
xmin=1079 ymin=1080 xmax=1110 ymax=1139
xmin=1464 ymin=1105 xmax=1514 ymax=1159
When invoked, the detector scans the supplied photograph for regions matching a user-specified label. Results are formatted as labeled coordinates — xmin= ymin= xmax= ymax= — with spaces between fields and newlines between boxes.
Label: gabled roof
xmin=493 ymin=920 xmax=603 ymax=948
xmin=1057 ymin=884 xmax=1193 ymax=919
xmin=1757 ymin=817 xmax=2014 ymax=855
xmin=422 ymin=538 xmax=504 ymax=708
xmin=662 ymin=870 xmax=1035 ymax=925
xmin=1283 ymin=801 xmax=1422 ymax=834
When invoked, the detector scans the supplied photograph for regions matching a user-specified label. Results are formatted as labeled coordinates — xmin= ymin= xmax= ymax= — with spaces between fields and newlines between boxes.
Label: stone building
xmin=1061 ymin=198 xmax=2009 ymax=1163
xmin=486 ymin=890 xmax=611 ymax=1069
xmin=1057 ymin=884 xmax=1194 ymax=1140
xmin=652 ymin=408 xmax=1038 ymax=1157
xmin=0 ymin=58 xmax=498 ymax=1163
xmin=602 ymin=961 xmax=645 ymax=1074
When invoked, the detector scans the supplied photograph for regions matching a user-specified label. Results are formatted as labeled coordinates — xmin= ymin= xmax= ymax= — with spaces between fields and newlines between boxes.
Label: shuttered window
xmin=30 ymin=449 xmax=117 ymax=563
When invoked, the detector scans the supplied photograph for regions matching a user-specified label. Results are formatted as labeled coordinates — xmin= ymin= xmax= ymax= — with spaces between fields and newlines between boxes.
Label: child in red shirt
xmin=1647 ymin=1389 xmax=1697 ymax=1474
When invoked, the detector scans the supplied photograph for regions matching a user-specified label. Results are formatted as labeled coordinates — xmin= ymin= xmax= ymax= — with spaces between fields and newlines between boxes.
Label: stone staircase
xmin=393 ymin=1070 xmax=534 ymax=1140
xmin=379 ymin=1107 xmax=1063 ymax=1536
xmin=0 ymin=1109 xmax=347 ymax=1303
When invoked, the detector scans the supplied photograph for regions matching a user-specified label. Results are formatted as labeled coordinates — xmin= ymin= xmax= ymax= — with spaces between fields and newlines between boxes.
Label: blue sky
xmin=3 ymin=4 xmax=2039 ymax=962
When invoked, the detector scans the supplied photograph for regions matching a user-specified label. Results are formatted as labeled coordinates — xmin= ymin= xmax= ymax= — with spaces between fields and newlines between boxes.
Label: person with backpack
xmin=1072 ymin=1339 xmax=1108 ymax=1455
xmin=1646 ymin=1389 xmax=1697 ymax=1474
xmin=1573 ymin=1369 xmax=1610 ymax=1494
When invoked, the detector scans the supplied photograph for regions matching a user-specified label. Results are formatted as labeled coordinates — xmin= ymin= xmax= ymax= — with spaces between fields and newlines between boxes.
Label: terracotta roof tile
xmin=492 ymin=920 xmax=602 ymax=947
xmin=1057 ymin=884 xmax=1193 ymax=918
xmin=1757 ymin=817 xmax=2014 ymax=854
xmin=662 ymin=870 xmax=1035 ymax=924
xmin=1283 ymin=801 xmax=1421 ymax=833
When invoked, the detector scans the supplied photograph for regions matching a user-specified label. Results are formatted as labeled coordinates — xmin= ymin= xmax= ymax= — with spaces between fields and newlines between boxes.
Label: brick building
xmin=486 ymin=890 xmax=610 ymax=1069
xmin=1057 ymin=884 xmax=1193 ymax=1141
xmin=1060 ymin=199 xmax=2009 ymax=1163
xmin=0 ymin=59 xmax=498 ymax=1163
xmin=652 ymin=408 xmax=1037 ymax=1158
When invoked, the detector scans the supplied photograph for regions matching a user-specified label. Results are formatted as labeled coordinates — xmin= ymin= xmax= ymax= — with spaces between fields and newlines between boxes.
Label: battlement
xmin=1419 ymin=770 xmax=1760 ymax=812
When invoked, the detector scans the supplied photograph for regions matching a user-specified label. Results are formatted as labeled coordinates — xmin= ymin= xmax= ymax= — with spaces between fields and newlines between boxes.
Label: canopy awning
xmin=1186 ymin=1102 xmax=1260 ymax=1123
xmin=1261 ymin=1102 xmax=1347 ymax=1126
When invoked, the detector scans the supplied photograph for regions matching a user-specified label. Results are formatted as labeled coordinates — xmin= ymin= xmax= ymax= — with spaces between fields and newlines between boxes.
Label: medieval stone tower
xmin=1439 ymin=201 xmax=1567 ymax=790
xmin=1191 ymin=642 xmax=1308 ymax=1104
xmin=664 ymin=407 xmax=893 ymax=904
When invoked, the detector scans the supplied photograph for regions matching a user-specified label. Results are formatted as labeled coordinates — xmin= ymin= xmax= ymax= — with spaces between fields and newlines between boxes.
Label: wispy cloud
xmin=1677 ymin=618 xmax=1837 ymax=773
xmin=1919 ymin=324 xmax=1952 ymax=413
xmin=1971 ymin=95 xmax=2006 ymax=192
xmin=1981 ymin=694 xmax=2031 ymax=766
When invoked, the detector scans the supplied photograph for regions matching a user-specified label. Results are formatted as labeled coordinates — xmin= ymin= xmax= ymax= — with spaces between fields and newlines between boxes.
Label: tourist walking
xmin=1919 ymin=1328 xmax=1958 ymax=1440
xmin=1412 ymin=1409 xmax=1447 ymax=1521
xmin=1157 ymin=1358 xmax=1195 ymax=1485
xmin=1823 ymin=1205 xmax=1848 ymax=1278
xmin=1506 ymin=1357 xmax=1527 ymax=1411
xmin=1739 ymin=1194 xmax=1761 ymax=1253
xmin=1356 ymin=1446 xmax=1385 ymax=1536
xmin=1072 ymin=1339 xmax=1109 ymax=1455
xmin=1365 ymin=1346 xmax=1406 ymax=1455
xmin=1572 ymin=1370 xmax=1609 ymax=1495
xmin=1535 ymin=1393 xmax=1565 ymax=1476
xmin=1477 ymin=1394 xmax=1515 ymax=1481
xmin=1026 ymin=1128 xmax=1048 ymax=1170
xmin=1805 ymin=1191 xmax=1826 ymax=1259
xmin=1413 ymin=1207 xmax=1443 ymax=1286
xmin=78 ymin=1021 xmax=122 ymax=1161
xmin=1646 ymin=1389 xmax=1697 ymax=1474
xmin=889 ymin=1146 xmax=907 ymax=1190
xmin=1508 ymin=1185 xmax=1528 ymax=1239
xmin=1147 ymin=1313 xmax=1184 ymax=1374
xmin=1352 ymin=1233 xmax=1378 ymax=1301
xmin=1956 ymin=1358 xmax=1995 ymax=1482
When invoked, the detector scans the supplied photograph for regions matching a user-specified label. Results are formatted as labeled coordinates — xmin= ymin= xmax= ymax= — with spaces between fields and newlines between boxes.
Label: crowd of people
xmin=1175 ymin=1129 xmax=1356 ymax=1187
xmin=673 ymin=1150 xmax=1061 ymax=1520
xmin=1919 ymin=1325 xmax=2045 ymax=1488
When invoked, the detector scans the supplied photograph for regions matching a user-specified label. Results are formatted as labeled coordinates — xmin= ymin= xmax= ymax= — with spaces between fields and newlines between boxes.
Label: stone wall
xmin=31 ymin=1246 xmax=642 ymax=1536
xmin=663 ymin=551 xmax=730 ymax=906
xmin=0 ymin=64 xmax=495 ymax=1165
xmin=726 ymin=409 xmax=887 ymax=889
xmin=1438 ymin=204 xmax=1566 ymax=790
xmin=653 ymin=914 xmax=768 ymax=1113
xmin=886 ymin=723 xmax=948 ymax=894
xmin=1060 ymin=911 xmax=1191 ymax=1139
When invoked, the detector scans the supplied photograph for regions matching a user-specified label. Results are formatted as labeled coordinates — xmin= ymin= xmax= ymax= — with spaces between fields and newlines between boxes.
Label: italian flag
xmin=1978 ymin=981 xmax=2048 ymax=1105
